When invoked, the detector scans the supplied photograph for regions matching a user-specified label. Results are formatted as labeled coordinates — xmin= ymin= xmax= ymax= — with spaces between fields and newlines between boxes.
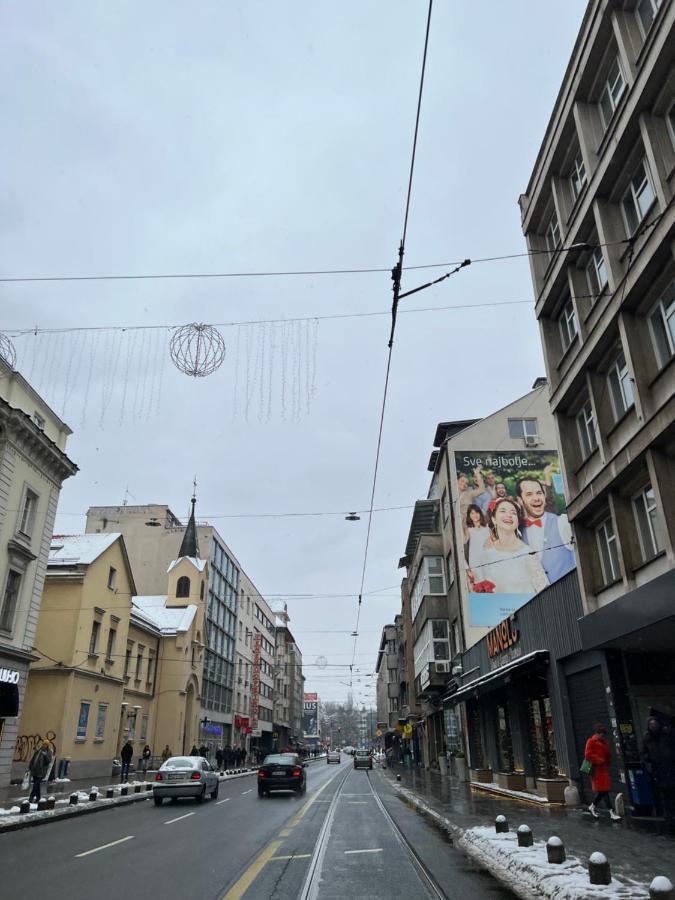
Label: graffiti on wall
xmin=13 ymin=730 xmax=56 ymax=763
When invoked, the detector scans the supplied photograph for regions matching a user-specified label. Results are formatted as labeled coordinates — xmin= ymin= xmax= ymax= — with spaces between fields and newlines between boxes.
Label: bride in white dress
xmin=471 ymin=497 xmax=549 ymax=595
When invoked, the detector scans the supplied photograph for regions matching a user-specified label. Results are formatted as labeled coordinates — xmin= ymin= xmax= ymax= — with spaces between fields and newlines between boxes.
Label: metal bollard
xmin=89 ymin=790 xmax=98 ymax=802
xmin=120 ymin=786 xmax=128 ymax=796
xmin=517 ymin=824 xmax=533 ymax=847
xmin=106 ymin=787 xmax=114 ymax=799
xmin=46 ymin=796 xmax=56 ymax=810
xmin=650 ymin=877 xmax=675 ymax=900
xmin=588 ymin=852 xmax=611 ymax=885
xmin=396 ymin=774 xmax=401 ymax=782
xmin=134 ymin=784 xmax=142 ymax=793
xmin=20 ymin=800 xmax=30 ymax=814
xmin=69 ymin=793 xmax=79 ymax=805
xmin=495 ymin=815 xmax=509 ymax=834
xmin=546 ymin=836 xmax=565 ymax=864
xmin=37 ymin=798 xmax=48 ymax=811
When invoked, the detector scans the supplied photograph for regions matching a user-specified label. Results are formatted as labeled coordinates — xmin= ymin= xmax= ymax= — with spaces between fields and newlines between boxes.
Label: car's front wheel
xmin=153 ymin=795 xmax=163 ymax=806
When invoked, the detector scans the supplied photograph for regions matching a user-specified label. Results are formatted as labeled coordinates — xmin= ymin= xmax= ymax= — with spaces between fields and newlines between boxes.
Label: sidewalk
xmin=380 ymin=764 xmax=674 ymax=898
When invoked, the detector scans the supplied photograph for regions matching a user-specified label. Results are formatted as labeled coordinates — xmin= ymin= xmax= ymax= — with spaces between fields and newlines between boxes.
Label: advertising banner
xmin=251 ymin=633 xmax=262 ymax=731
xmin=454 ymin=450 xmax=575 ymax=627
xmin=303 ymin=692 xmax=318 ymax=739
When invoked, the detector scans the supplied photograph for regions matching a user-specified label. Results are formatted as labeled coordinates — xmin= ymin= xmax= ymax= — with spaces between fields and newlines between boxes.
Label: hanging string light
xmin=169 ymin=323 xmax=226 ymax=377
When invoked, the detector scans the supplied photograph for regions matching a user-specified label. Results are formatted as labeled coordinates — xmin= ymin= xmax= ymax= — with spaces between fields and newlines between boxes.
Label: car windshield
xmin=262 ymin=754 xmax=297 ymax=766
xmin=162 ymin=757 xmax=195 ymax=769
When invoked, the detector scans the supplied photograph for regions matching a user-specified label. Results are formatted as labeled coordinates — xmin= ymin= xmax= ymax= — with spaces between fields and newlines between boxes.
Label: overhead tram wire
xmin=349 ymin=0 xmax=439 ymax=688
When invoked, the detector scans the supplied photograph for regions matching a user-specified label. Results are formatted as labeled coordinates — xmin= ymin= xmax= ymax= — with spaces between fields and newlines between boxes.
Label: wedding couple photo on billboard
xmin=455 ymin=450 xmax=575 ymax=627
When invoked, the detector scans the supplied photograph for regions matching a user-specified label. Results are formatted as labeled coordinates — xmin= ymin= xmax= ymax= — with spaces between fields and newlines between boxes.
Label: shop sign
xmin=251 ymin=633 xmax=262 ymax=731
xmin=0 ymin=668 xmax=20 ymax=685
xmin=203 ymin=722 xmax=223 ymax=736
xmin=487 ymin=614 xmax=519 ymax=659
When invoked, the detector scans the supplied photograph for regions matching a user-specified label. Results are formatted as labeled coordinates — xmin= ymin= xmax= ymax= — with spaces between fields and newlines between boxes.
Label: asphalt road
xmin=0 ymin=759 xmax=515 ymax=900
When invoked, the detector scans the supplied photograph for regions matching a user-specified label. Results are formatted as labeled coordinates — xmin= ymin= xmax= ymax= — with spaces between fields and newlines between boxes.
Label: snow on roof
xmin=49 ymin=533 xmax=121 ymax=566
xmin=167 ymin=557 xmax=207 ymax=574
xmin=132 ymin=595 xmax=197 ymax=634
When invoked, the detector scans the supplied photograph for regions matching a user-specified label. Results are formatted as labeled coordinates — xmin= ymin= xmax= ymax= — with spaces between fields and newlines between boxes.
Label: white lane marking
xmin=345 ymin=801 xmax=368 ymax=804
xmin=241 ymin=789 xmax=253 ymax=795
xmin=215 ymin=798 xmax=230 ymax=805
xmin=344 ymin=848 xmax=383 ymax=855
xmin=271 ymin=854 xmax=312 ymax=861
xmin=164 ymin=812 xmax=195 ymax=825
xmin=75 ymin=835 xmax=134 ymax=858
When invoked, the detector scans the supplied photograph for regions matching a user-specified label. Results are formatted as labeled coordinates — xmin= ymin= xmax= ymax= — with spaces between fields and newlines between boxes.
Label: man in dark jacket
xmin=29 ymin=739 xmax=53 ymax=803
xmin=643 ymin=718 xmax=675 ymax=827
xmin=199 ymin=744 xmax=208 ymax=759
xmin=215 ymin=747 xmax=223 ymax=770
xmin=120 ymin=740 xmax=134 ymax=783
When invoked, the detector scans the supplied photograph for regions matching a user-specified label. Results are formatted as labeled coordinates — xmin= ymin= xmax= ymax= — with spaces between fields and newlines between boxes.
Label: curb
xmin=0 ymin=790 xmax=152 ymax=834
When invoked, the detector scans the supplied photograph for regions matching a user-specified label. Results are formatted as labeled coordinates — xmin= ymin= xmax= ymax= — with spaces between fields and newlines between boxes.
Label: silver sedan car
xmin=153 ymin=756 xmax=219 ymax=805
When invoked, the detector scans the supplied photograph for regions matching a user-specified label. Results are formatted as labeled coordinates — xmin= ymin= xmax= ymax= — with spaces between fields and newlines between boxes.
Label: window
xmin=569 ymin=152 xmax=587 ymax=200
xmin=176 ymin=576 xmax=190 ymax=598
xmin=88 ymin=620 xmax=101 ymax=655
xmin=432 ymin=620 xmax=450 ymax=661
xmin=451 ymin=620 xmax=461 ymax=657
xmin=77 ymin=701 xmax=91 ymax=740
xmin=124 ymin=643 xmax=133 ymax=677
xmin=128 ymin=712 xmax=137 ymax=740
xmin=147 ymin=651 xmax=155 ymax=684
xmin=106 ymin=627 xmax=116 ymax=661
xmin=559 ymin=299 xmax=578 ymax=351
xmin=95 ymin=703 xmax=107 ymax=740
xmin=632 ymin=485 xmax=661 ymax=561
xmin=607 ymin=349 xmax=634 ymax=419
xmin=441 ymin=488 xmax=450 ymax=525
xmin=445 ymin=551 xmax=454 ymax=588
xmin=668 ymin=100 xmax=675 ymax=148
xmin=636 ymin=0 xmax=662 ymax=35
xmin=599 ymin=57 xmax=626 ymax=130
xmin=576 ymin=400 xmax=598 ymax=459
xmin=0 ymin=570 xmax=22 ymax=632
xmin=135 ymin=648 xmax=144 ymax=680
xmin=18 ymin=489 xmax=38 ymax=538
xmin=140 ymin=714 xmax=149 ymax=741
xmin=596 ymin=517 xmax=619 ymax=585
xmin=508 ymin=418 xmax=538 ymax=440
xmin=107 ymin=566 xmax=117 ymax=590
xmin=586 ymin=247 xmax=608 ymax=298
xmin=545 ymin=211 xmax=561 ymax=258
xmin=622 ymin=160 xmax=655 ymax=235
xmin=649 ymin=285 xmax=675 ymax=368
xmin=388 ymin=696 xmax=399 ymax=713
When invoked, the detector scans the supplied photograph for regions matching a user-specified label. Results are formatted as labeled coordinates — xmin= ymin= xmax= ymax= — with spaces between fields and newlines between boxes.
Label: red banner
xmin=251 ymin=633 xmax=262 ymax=731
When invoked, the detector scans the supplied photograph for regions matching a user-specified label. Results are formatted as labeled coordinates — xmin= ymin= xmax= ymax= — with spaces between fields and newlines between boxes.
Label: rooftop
xmin=49 ymin=533 xmax=121 ymax=566
xmin=131 ymin=595 xmax=197 ymax=634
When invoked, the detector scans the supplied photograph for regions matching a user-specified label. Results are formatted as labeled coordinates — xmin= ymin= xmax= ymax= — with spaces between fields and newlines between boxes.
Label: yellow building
xmin=17 ymin=500 xmax=207 ymax=780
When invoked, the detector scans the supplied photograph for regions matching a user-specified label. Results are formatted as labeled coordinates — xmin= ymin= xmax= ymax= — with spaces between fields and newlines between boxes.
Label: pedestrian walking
xmin=161 ymin=744 xmax=171 ymax=762
xmin=141 ymin=744 xmax=152 ymax=774
xmin=190 ymin=744 xmax=199 ymax=756
xmin=120 ymin=740 xmax=134 ymax=783
xmin=28 ymin=739 xmax=53 ymax=804
xmin=241 ymin=748 xmax=247 ymax=767
xmin=642 ymin=717 xmax=675 ymax=830
xmin=584 ymin=723 xmax=621 ymax=820
xmin=199 ymin=744 xmax=208 ymax=758
xmin=215 ymin=747 xmax=223 ymax=770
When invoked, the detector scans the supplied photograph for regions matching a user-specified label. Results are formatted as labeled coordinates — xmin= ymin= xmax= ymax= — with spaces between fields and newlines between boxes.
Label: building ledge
xmin=630 ymin=549 xmax=666 ymax=575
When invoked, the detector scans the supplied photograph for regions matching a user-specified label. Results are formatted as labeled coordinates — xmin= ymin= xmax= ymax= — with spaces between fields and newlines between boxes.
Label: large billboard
xmin=303 ymin=692 xmax=319 ymax=739
xmin=454 ymin=450 xmax=575 ymax=627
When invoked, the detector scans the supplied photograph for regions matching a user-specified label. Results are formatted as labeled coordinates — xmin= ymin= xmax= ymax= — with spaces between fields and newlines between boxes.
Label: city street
xmin=1 ymin=760 xmax=513 ymax=900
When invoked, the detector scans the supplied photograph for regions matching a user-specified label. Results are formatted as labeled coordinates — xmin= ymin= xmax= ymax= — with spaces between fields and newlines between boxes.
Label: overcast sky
xmin=1 ymin=1 xmax=587 ymax=705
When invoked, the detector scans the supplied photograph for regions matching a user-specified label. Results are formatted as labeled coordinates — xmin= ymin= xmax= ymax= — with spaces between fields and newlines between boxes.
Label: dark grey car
xmin=153 ymin=756 xmax=219 ymax=805
xmin=353 ymin=749 xmax=373 ymax=770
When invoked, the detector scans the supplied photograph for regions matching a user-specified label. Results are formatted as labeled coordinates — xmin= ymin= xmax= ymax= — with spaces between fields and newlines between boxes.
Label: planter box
xmin=536 ymin=778 xmax=567 ymax=803
xmin=470 ymin=768 xmax=493 ymax=783
xmin=496 ymin=772 xmax=526 ymax=791
xmin=454 ymin=757 xmax=469 ymax=782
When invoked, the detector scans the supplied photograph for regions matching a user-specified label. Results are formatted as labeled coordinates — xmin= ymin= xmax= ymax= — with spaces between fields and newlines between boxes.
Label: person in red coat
xmin=584 ymin=723 xmax=621 ymax=820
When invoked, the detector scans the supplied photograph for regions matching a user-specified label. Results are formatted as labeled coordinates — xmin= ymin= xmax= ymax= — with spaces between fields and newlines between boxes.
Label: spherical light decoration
xmin=315 ymin=655 xmax=328 ymax=670
xmin=0 ymin=333 xmax=17 ymax=369
xmin=169 ymin=323 xmax=226 ymax=378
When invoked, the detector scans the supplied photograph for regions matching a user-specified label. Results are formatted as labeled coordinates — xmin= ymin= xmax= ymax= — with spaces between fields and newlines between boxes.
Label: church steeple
xmin=178 ymin=493 xmax=200 ymax=559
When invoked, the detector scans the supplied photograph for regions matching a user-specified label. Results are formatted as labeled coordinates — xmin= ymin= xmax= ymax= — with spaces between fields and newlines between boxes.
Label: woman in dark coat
xmin=584 ymin=723 xmax=621 ymax=820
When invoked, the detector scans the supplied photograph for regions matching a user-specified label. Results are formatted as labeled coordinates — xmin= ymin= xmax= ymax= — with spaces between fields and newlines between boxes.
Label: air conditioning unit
xmin=524 ymin=435 xmax=539 ymax=447
xmin=434 ymin=662 xmax=450 ymax=674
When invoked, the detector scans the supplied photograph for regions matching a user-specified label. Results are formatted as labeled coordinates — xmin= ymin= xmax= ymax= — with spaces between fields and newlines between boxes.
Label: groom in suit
xmin=516 ymin=476 xmax=575 ymax=583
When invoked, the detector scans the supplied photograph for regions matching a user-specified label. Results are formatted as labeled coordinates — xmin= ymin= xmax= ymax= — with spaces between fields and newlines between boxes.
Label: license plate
xmin=272 ymin=769 xmax=286 ymax=775
xmin=168 ymin=773 xmax=185 ymax=781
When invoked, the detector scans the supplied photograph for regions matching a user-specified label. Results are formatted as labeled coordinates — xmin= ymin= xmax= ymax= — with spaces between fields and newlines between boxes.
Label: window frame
xmin=77 ymin=701 xmax=91 ymax=741
xmin=107 ymin=566 xmax=117 ymax=590
xmin=636 ymin=0 xmax=662 ymax=37
xmin=621 ymin=159 xmax=656 ymax=236
xmin=545 ymin=211 xmax=561 ymax=258
xmin=576 ymin=399 xmax=598 ymax=460
xmin=569 ymin=151 xmax=587 ymax=201
xmin=559 ymin=298 xmax=578 ymax=351
xmin=88 ymin=619 xmax=101 ymax=656
xmin=94 ymin=703 xmax=108 ymax=741
xmin=648 ymin=284 xmax=675 ymax=369
xmin=596 ymin=517 xmax=620 ymax=585
xmin=507 ymin=418 xmax=539 ymax=440
xmin=607 ymin=349 xmax=634 ymax=420
xmin=0 ymin=569 xmax=22 ymax=633
xmin=585 ymin=247 xmax=608 ymax=299
xmin=598 ymin=57 xmax=626 ymax=131
xmin=632 ymin=484 xmax=661 ymax=562
xmin=17 ymin=487 xmax=39 ymax=539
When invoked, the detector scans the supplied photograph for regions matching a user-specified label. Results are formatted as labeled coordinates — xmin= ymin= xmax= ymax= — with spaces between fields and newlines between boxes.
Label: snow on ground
xmin=458 ymin=826 xmax=650 ymax=900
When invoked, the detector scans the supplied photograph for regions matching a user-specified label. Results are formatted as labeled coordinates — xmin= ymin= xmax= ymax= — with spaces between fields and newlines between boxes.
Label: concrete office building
xmin=519 ymin=0 xmax=675 ymax=809
xmin=270 ymin=601 xmax=304 ymax=752
xmin=0 ymin=356 xmax=77 ymax=786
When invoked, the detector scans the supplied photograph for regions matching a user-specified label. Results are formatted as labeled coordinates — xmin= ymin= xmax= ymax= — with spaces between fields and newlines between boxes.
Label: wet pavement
xmin=380 ymin=762 xmax=675 ymax=890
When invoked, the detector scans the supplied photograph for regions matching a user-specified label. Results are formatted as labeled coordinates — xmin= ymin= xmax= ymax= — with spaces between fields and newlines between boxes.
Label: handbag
xmin=580 ymin=758 xmax=592 ymax=776
xmin=21 ymin=770 xmax=30 ymax=790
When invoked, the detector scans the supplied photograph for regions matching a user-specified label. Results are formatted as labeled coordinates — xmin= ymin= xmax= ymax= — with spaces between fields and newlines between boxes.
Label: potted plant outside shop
xmin=453 ymin=750 xmax=468 ymax=782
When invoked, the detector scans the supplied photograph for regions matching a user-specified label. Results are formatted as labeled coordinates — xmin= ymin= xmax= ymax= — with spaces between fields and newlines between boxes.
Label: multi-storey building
xmin=0 ymin=356 xmax=77 ymax=786
xmin=375 ymin=623 xmax=401 ymax=735
xmin=86 ymin=504 xmax=239 ymax=751
xmin=270 ymin=601 xmax=304 ymax=752
xmin=234 ymin=571 xmax=276 ymax=756
xmin=518 ymin=0 xmax=675 ymax=809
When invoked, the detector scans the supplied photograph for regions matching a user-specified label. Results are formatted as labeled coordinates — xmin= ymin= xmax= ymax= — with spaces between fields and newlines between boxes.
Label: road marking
xmin=75 ymin=835 xmax=134 ymax=858
xmin=344 ymin=848 xmax=383 ymax=855
xmin=279 ymin=828 xmax=292 ymax=837
xmin=270 ymin=854 xmax=312 ymax=861
xmin=215 ymin=798 xmax=230 ymax=805
xmin=222 ymin=840 xmax=282 ymax=900
xmin=241 ymin=789 xmax=252 ymax=795
xmin=164 ymin=812 xmax=195 ymax=825
xmin=345 ymin=801 xmax=367 ymax=804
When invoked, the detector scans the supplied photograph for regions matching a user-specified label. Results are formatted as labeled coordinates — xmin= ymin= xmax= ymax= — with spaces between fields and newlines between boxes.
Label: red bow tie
xmin=524 ymin=518 xmax=542 ymax=527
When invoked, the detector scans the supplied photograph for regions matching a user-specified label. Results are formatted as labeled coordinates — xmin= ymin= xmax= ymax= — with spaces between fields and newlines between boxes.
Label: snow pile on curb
xmin=457 ymin=827 xmax=649 ymax=900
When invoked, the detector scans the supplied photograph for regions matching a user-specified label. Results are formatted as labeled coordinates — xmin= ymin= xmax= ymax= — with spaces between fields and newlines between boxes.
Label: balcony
xmin=415 ymin=661 xmax=451 ymax=699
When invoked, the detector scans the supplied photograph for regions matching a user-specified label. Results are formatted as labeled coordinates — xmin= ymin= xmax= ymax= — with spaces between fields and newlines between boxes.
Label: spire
xmin=178 ymin=491 xmax=200 ymax=559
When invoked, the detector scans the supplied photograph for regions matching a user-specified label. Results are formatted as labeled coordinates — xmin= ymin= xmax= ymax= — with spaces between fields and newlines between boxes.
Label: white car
xmin=153 ymin=756 xmax=219 ymax=805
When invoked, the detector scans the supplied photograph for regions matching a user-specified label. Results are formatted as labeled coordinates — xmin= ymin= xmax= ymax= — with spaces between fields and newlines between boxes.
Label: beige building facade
xmin=0 ymin=357 xmax=77 ymax=786
xmin=270 ymin=601 xmax=304 ymax=752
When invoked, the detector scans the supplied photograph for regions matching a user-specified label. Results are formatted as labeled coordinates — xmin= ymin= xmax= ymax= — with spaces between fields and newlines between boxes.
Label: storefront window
xmin=527 ymin=696 xmax=559 ymax=777
xmin=496 ymin=705 xmax=514 ymax=771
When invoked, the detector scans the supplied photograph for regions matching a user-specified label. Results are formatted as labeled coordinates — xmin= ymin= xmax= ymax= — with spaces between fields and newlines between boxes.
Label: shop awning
xmin=443 ymin=650 xmax=549 ymax=704
xmin=0 ymin=680 xmax=20 ymax=717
